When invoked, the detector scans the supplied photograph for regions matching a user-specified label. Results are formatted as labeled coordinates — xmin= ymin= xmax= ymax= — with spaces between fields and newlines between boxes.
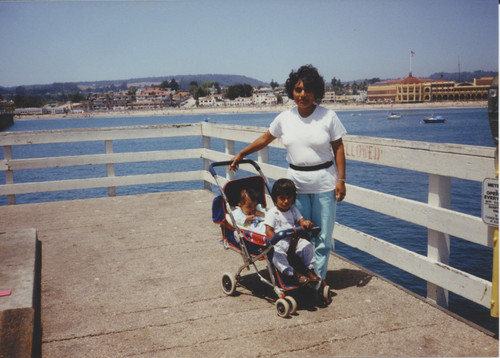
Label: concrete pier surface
xmin=0 ymin=190 xmax=498 ymax=357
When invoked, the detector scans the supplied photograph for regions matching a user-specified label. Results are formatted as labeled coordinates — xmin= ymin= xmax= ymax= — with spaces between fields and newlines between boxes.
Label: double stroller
xmin=210 ymin=159 xmax=333 ymax=317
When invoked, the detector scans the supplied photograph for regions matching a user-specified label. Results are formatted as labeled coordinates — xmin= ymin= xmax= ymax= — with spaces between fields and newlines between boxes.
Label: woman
xmin=230 ymin=64 xmax=346 ymax=281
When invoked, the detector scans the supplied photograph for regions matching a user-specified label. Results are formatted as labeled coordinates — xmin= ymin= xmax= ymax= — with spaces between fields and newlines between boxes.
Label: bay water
xmin=1 ymin=107 xmax=498 ymax=334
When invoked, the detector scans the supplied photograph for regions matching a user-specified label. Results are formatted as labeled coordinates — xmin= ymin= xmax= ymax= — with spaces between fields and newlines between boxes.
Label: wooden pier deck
xmin=0 ymin=190 xmax=498 ymax=357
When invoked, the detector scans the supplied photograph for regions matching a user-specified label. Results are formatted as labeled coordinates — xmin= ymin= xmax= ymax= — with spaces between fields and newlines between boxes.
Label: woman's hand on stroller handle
xmin=209 ymin=159 xmax=261 ymax=176
xmin=229 ymin=154 xmax=243 ymax=171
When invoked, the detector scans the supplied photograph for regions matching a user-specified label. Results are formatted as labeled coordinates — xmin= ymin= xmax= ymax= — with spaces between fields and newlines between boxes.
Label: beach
xmin=15 ymin=100 xmax=487 ymax=121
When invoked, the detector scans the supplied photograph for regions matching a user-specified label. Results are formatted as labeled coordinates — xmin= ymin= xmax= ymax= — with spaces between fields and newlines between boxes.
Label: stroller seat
xmin=212 ymin=175 xmax=270 ymax=251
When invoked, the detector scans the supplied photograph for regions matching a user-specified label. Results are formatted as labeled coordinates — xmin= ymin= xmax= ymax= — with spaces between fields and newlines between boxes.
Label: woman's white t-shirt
xmin=269 ymin=106 xmax=346 ymax=194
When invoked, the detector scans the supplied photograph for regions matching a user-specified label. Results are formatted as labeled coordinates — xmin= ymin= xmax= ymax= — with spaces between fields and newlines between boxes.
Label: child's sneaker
xmin=293 ymin=271 xmax=309 ymax=285
xmin=305 ymin=269 xmax=321 ymax=283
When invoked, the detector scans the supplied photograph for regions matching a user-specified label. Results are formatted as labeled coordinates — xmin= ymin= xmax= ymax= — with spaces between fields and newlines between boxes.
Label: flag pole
xmin=409 ymin=51 xmax=413 ymax=77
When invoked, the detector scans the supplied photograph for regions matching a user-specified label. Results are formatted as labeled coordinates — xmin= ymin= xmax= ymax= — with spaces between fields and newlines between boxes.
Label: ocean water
xmin=1 ymin=107 xmax=498 ymax=334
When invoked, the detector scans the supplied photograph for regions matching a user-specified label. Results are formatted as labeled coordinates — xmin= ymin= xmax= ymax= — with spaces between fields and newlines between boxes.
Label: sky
xmin=0 ymin=0 xmax=498 ymax=87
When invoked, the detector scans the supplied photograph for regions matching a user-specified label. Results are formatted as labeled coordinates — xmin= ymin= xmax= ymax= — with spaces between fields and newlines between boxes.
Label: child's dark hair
xmin=240 ymin=188 xmax=259 ymax=204
xmin=285 ymin=64 xmax=325 ymax=103
xmin=271 ymin=179 xmax=297 ymax=203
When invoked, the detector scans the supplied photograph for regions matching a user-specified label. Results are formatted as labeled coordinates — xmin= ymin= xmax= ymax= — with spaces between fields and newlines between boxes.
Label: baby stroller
xmin=210 ymin=159 xmax=333 ymax=317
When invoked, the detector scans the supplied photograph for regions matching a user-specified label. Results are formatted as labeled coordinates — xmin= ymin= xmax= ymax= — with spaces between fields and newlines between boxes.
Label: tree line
xmin=1 ymin=75 xmax=382 ymax=108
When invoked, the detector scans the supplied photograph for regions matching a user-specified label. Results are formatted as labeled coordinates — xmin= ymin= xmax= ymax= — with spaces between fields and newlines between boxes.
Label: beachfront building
xmin=42 ymin=104 xmax=67 ymax=114
xmin=14 ymin=107 xmax=43 ymax=115
xmin=70 ymin=103 xmax=86 ymax=113
xmin=198 ymin=96 xmax=216 ymax=107
xmin=136 ymin=87 xmax=174 ymax=103
xmin=253 ymin=87 xmax=277 ymax=105
xmin=395 ymin=75 xmax=432 ymax=103
xmin=367 ymin=75 xmax=493 ymax=103
xmin=366 ymin=80 xmax=401 ymax=103
xmin=428 ymin=77 xmax=492 ymax=101
xmin=256 ymin=95 xmax=278 ymax=105
xmin=227 ymin=96 xmax=253 ymax=106
xmin=172 ymin=92 xmax=191 ymax=107
xmin=212 ymin=94 xmax=224 ymax=105
xmin=127 ymin=101 xmax=162 ymax=110
xmin=86 ymin=91 xmax=134 ymax=111
xmin=355 ymin=91 xmax=368 ymax=102
xmin=323 ymin=91 xmax=336 ymax=103
xmin=335 ymin=94 xmax=356 ymax=103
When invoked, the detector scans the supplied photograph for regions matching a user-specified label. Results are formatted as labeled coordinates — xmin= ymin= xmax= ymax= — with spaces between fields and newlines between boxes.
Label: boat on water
xmin=387 ymin=112 xmax=402 ymax=119
xmin=423 ymin=115 xmax=446 ymax=123
xmin=0 ymin=100 xmax=14 ymax=131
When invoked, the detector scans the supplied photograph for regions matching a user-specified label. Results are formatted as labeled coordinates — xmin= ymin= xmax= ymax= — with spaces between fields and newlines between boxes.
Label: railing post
xmin=258 ymin=147 xmax=269 ymax=164
xmin=4 ymin=145 xmax=15 ymax=205
xmin=105 ymin=140 xmax=116 ymax=197
xmin=225 ymin=139 xmax=235 ymax=180
xmin=203 ymin=135 xmax=211 ymax=190
xmin=427 ymin=173 xmax=451 ymax=308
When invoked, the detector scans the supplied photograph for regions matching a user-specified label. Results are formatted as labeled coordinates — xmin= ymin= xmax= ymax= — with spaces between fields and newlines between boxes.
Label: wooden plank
xmin=0 ymin=171 xmax=204 ymax=195
xmin=343 ymin=137 xmax=495 ymax=181
xmin=345 ymin=135 xmax=494 ymax=157
xmin=334 ymin=224 xmax=492 ymax=308
xmin=0 ymin=149 xmax=202 ymax=170
xmin=346 ymin=185 xmax=492 ymax=247
xmin=0 ymin=124 xmax=202 ymax=145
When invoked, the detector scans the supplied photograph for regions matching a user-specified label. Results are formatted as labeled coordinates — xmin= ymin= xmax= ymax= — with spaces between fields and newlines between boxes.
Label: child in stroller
xmin=232 ymin=187 xmax=266 ymax=234
xmin=264 ymin=178 xmax=322 ymax=286
xmin=210 ymin=160 xmax=333 ymax=317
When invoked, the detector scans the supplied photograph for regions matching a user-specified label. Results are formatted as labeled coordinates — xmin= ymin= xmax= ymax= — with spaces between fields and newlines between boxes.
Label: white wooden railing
xmin=0 ymin=122 xmax=496 ymax=311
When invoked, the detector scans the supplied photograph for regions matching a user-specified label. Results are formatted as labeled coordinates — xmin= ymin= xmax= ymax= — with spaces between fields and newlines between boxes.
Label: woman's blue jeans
xmin=295 ymin=190 xmax=337 ymax=281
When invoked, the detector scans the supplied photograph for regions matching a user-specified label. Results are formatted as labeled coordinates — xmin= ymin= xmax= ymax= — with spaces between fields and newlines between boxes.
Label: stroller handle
xmin=270 ymin=226 xmax=321 ymax=246
xmin=209 ymin=159 xmax=262 ymax=176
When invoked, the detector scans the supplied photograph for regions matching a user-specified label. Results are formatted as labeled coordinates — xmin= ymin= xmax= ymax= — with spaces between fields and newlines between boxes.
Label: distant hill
xmin=428 ymin=70 xmax=497 ymax=82
xmin=0 ymin=74 xmax=270 ymax=95
xmin=78 ymin=74 xmax=269 ymax=90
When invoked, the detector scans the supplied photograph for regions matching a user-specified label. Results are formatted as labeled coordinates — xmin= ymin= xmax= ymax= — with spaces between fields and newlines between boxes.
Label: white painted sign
xmin=482 ymin=178 xmax=498 ymax=226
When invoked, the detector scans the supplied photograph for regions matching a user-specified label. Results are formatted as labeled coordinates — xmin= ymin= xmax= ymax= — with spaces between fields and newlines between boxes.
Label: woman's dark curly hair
xmin=271 ymin=178 xmax=297 ymax=203
xmin=285 ymin=64 xmax=325 ymax=103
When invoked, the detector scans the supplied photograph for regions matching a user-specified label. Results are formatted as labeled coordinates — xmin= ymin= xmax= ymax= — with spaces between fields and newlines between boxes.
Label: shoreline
xmin=15 ymin=101 xmax=487 ymax=121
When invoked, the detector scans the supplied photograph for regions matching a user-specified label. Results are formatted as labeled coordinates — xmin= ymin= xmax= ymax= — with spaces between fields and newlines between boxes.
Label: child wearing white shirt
xmin=264 ymin=179 xmax=321 ymax=285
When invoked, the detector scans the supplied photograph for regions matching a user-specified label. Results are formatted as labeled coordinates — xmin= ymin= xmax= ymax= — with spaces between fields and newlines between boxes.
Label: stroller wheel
xmin=276 ymin=298 xmax=291 ymax=318
xmin=221 ymin=273 xmax=237 ymax=296
xmin=322 ymin=284 xmax=333 ymax=305
xmin=285 ymin=296 xmax=297 ymax=315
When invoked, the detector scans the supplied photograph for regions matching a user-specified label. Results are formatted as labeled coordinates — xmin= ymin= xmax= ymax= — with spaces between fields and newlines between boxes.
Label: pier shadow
xmin=232 ymin=267 xmax=372 ymax=313
xmin=236 ymin=271 xmax=322 ymax=313
xmin=325 ymin=268 xmax=372 ymax=290
xmin=235 ymin=270 xmax=280 ymax=304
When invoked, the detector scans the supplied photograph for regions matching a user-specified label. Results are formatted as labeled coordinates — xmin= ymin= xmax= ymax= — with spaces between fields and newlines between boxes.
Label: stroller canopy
xmin=223 ymin=175 xmax=267 ymax=208
xmin=212 ymin=175 xmax=268 ymax=225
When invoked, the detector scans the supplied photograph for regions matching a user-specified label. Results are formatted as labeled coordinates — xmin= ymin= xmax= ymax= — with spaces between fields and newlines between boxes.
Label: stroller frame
xmin=210 ymin=159 xmax=332 ymax=317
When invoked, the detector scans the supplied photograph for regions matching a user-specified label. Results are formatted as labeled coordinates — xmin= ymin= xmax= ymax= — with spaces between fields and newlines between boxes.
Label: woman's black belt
xmin=289 ymin=160 xmax=334 ymax=171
